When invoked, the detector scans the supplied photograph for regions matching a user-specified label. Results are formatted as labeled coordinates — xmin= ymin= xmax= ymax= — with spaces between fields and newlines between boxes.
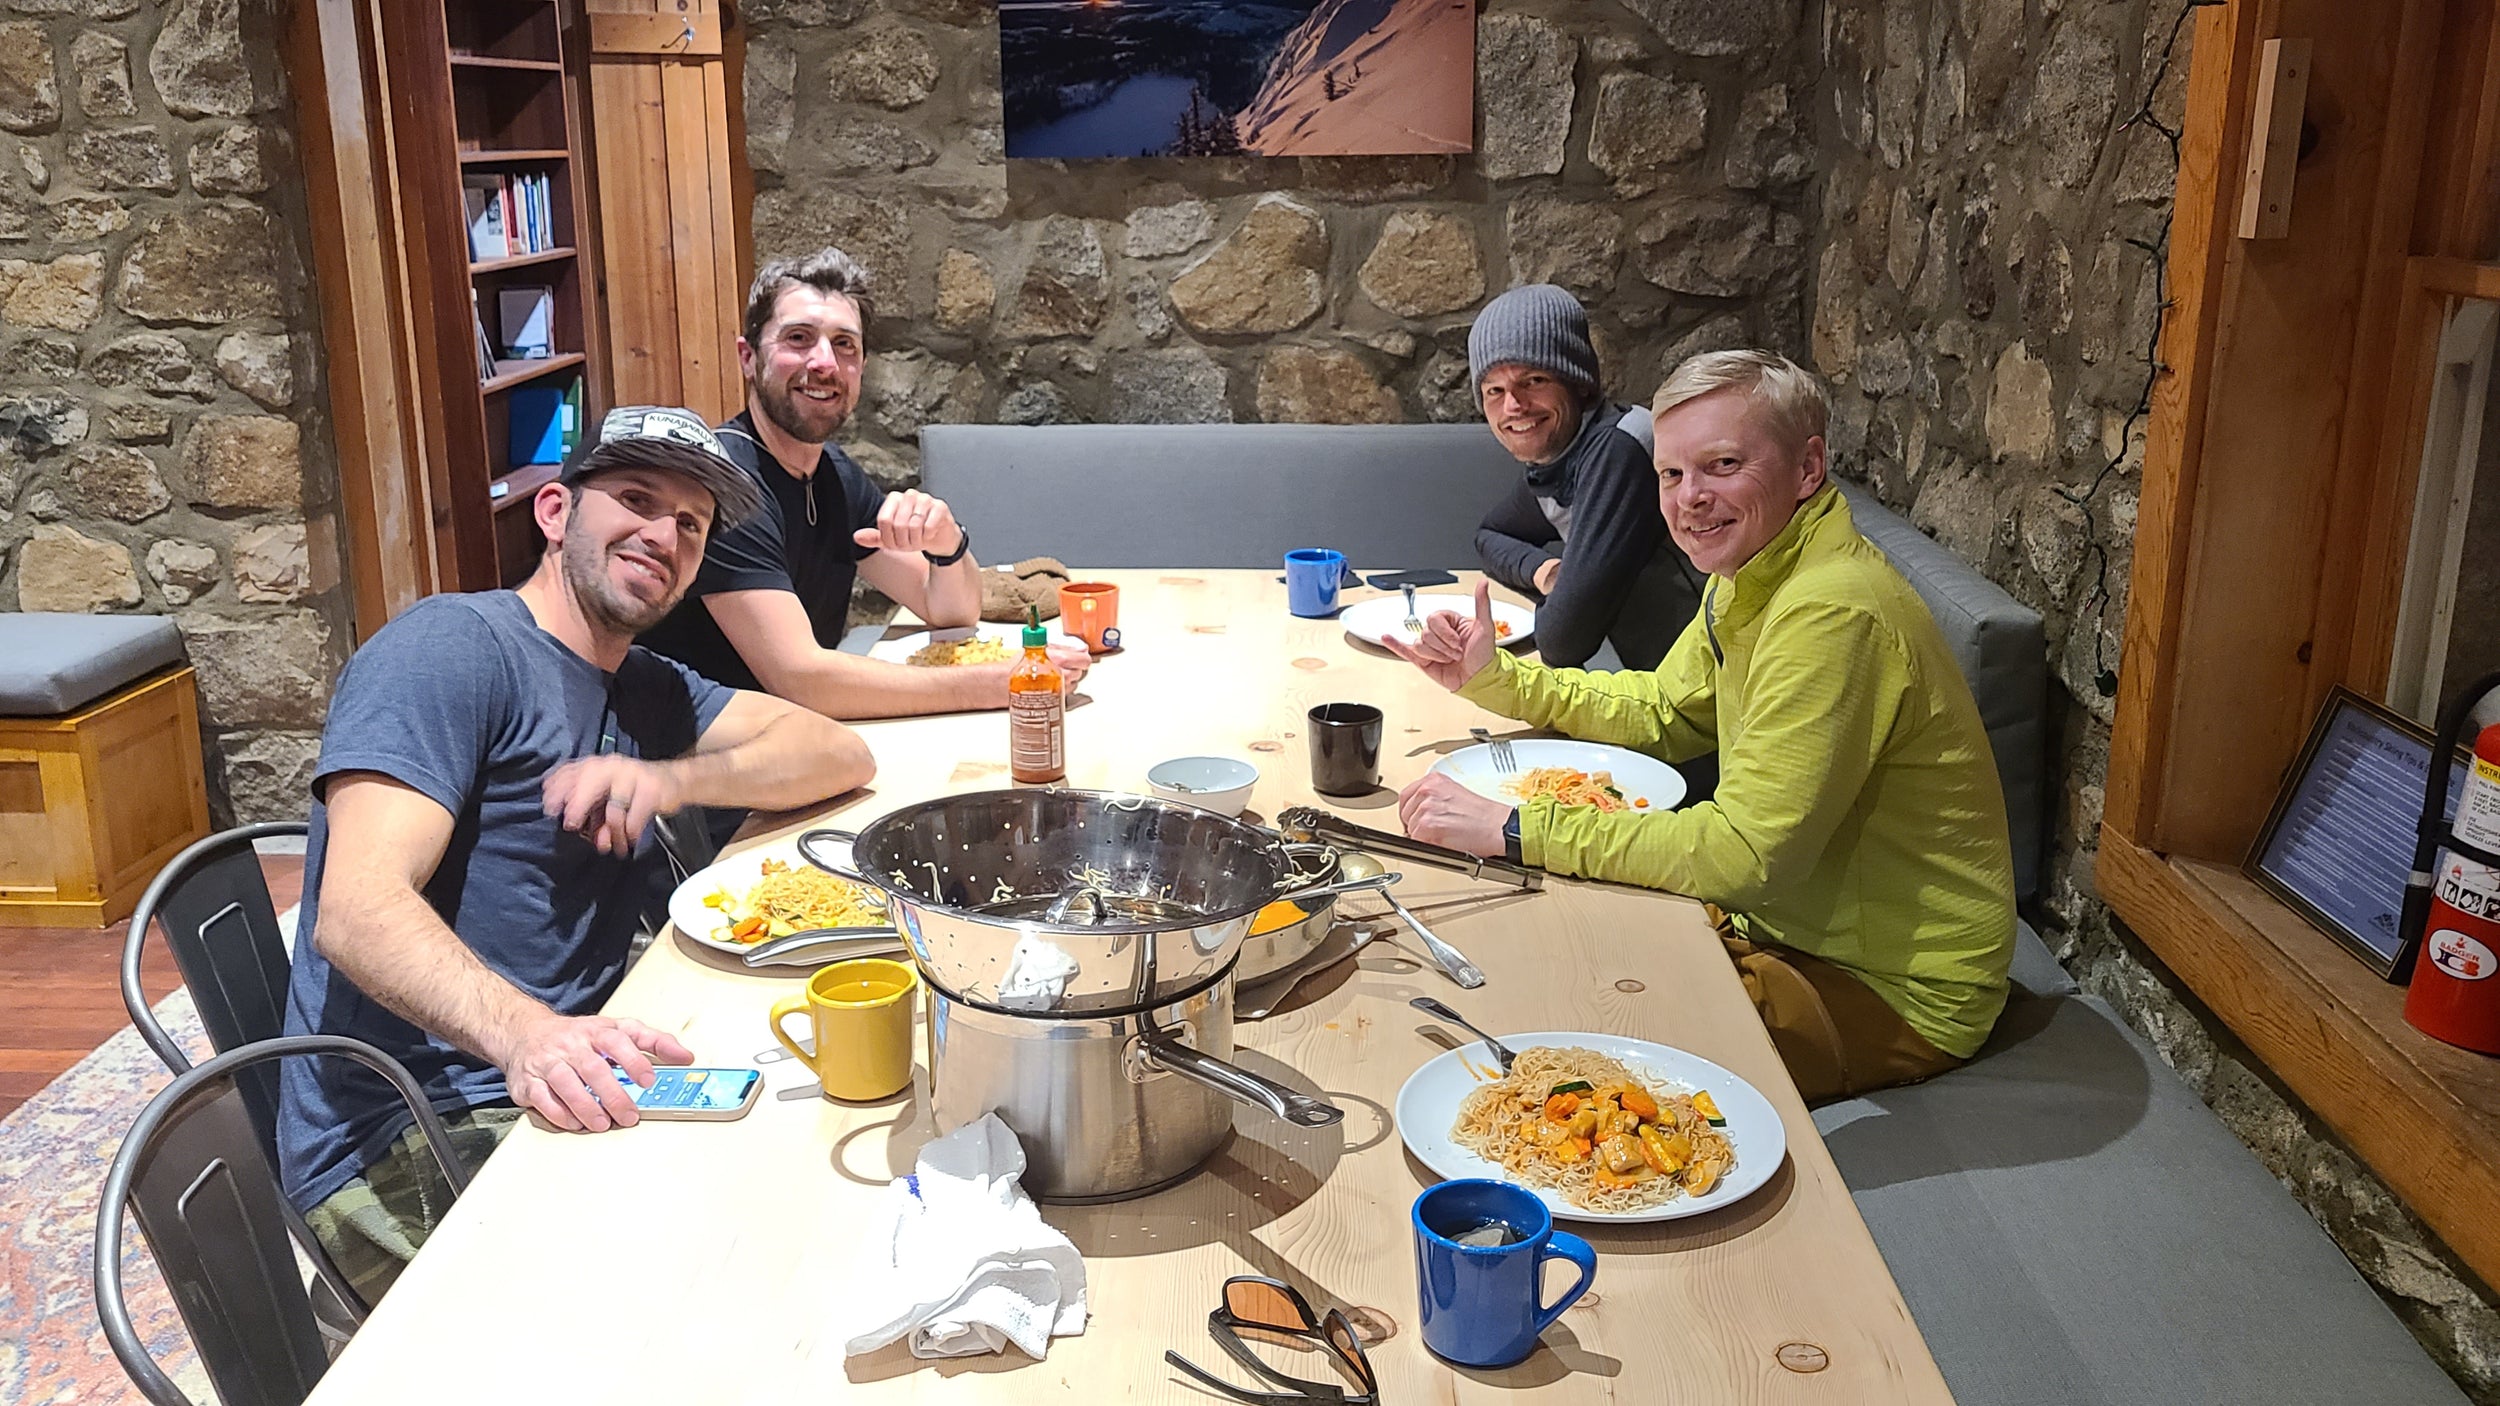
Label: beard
xmin=753 ymin=368 xmax=852 ymax=445
xmin=562 ymin=529 xmax=682 ymax=636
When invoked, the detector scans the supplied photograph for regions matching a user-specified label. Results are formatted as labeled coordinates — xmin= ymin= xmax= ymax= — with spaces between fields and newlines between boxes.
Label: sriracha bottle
xmin=1008 ymin=606 xmax=1065 ymax=784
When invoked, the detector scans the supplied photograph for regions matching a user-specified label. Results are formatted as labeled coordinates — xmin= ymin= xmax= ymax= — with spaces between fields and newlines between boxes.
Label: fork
xmin=1402 ymin=583 xmax=1421 ymax=635
xmin=1470 ymin=726 xmax=1518 ymax=775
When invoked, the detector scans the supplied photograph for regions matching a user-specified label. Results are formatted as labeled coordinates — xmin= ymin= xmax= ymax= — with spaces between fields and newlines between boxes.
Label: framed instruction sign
xmin=2247 ymin=688 xmax=2468 ymax=979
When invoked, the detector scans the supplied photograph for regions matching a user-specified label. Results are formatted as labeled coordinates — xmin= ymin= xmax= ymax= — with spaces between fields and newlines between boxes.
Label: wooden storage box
xmin=0 ymin=667 xmax=213 ymax=928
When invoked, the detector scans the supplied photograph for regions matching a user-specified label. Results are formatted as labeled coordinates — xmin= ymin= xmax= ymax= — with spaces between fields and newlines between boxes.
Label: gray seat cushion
xmin=1837 ymin=481 xmax=2047 ymax=901
xmin=920 ymin=423 xmax=1522 ymax=570
xmin=0 ymin=612 xmax=185 ymax=714
xmin=1814 ymin=995 xmax=2466 ymax=1405
xmin=2008 ymin=918 xmax=2076 ymax=998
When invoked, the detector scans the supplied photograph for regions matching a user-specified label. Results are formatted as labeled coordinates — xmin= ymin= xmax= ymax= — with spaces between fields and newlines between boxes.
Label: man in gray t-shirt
xmin=275 ymin=408 xmax=877 ymax=1301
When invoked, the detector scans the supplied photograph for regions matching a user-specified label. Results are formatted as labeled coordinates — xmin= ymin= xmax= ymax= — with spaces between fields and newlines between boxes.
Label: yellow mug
xmin=767 ymin=958 xmax=918 ymax=1101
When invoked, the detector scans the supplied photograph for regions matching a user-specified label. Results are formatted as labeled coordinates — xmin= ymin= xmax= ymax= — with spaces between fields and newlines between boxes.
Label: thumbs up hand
xmin=1381 ymin=578 xmax=1501 ymax=693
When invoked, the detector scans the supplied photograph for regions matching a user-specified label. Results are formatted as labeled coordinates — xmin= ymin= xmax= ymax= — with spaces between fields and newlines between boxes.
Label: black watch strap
xmin=1502 ymin=809 xmax=1523 ymax=865
xmin=923 ymin=525 xmax=971 ymax=567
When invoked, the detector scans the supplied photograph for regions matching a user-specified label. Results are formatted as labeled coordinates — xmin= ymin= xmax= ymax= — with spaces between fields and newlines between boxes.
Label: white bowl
xmin=1146 ymin=756 xmax=1260 ymax=816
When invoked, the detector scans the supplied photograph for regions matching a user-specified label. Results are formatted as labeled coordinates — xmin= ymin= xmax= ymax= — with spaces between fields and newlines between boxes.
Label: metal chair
xmin=94 ymin=1035 xmax=470 ymax=1406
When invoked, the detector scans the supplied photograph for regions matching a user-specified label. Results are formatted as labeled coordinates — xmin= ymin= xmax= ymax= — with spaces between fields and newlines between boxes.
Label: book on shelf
xmin=471 ymin=289 xmax=497 ymax=382
xmin=463 ymin=171 xmax=557 ymax=261
xmin=497 ymin=284 xmax=555 ymax=360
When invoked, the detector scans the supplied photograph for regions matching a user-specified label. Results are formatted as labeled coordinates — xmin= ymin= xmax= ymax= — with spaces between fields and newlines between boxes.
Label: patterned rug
xmin=0 ymin=992 xmax=212 ymax=1405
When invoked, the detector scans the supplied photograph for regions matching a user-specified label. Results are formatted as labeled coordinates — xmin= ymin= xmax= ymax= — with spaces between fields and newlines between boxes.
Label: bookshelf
xmin=386 ymin=0 xmax=610 ymax=590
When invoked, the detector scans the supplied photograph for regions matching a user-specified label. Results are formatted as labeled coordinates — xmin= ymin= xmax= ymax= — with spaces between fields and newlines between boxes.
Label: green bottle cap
xmin=1023 ymin=604 xmax=1047 ymax=648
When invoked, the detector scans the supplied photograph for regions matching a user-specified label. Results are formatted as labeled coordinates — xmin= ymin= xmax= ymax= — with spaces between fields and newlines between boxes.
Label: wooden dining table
xmin=302 ymin=569 xmax=1953 ymax=1404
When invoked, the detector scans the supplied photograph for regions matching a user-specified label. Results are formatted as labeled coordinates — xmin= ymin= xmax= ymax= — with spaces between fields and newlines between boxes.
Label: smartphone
xmin=615 ymin=1066 xmax=763 ymax=1121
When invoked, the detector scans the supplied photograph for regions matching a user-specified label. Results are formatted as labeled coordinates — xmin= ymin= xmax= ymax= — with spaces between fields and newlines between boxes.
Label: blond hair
xmin=1651 ymin=350 xmax=1829 ymax=457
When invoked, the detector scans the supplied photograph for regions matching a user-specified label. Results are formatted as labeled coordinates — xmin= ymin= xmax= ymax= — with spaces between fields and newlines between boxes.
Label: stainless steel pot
xmin=928 ymin=977 xmax=1338 ymax=1201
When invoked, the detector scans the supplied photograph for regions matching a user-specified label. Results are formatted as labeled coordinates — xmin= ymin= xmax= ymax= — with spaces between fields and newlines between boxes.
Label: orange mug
xmin=1059 ymin=581 xmax=1121 ymax=652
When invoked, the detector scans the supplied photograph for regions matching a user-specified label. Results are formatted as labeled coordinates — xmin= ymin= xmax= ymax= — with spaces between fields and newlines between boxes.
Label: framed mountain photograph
xmin=1001 ymin=0 xmax=1475 ymax=160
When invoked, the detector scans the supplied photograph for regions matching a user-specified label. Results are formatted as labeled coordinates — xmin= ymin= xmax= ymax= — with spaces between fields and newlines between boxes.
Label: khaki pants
xmin=303 ymin=1105 xmax=521 ymax=1305
xmin=1711 ymin=909 xmax=1961 ymax=1105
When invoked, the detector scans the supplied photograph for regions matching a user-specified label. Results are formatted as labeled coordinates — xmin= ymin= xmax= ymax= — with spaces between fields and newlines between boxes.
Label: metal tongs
xmin=1275 ymin=806 xmax=1544 ymax=890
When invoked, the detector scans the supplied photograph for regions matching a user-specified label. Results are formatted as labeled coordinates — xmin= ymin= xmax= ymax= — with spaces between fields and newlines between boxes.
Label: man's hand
xmin=542 ymin=754 xmax=684 ymax=857
xmin=1398 ymin=773 xmax=1514 ymax=856
xmin=854 ymin=489 xmax=964 ymax=557
xmin=497 ymin=1012 xmax=693 ymax=1133
xmin=1532 ymin=558 xmax=1562 ymax=595
xmin=1046 ymin=640 xmax=1092 ymax=689
xmin=1381 ymin=578 xmax=1501 ymax=692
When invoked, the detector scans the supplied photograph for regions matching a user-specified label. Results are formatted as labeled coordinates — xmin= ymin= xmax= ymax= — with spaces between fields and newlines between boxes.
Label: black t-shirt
xmin=640 ymin=410 xmax=887 ymax=692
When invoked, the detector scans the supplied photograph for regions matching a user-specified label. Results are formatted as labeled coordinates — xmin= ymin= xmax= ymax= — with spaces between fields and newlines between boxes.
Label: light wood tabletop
xmin=305 ymin=569 xmax=1951 ymax=1404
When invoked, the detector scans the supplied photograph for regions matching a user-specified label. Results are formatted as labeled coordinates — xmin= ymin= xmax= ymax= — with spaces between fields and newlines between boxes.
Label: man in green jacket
xmin=1389 ymin=350 xmax=2015 ymax=1102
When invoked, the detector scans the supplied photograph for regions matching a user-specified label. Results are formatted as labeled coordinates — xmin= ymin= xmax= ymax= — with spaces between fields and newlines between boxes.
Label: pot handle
xmin=797 ymin=828 xmax=872 ymax=884
xmin=1139 ymin=1031 xmax=1344 ymax=1128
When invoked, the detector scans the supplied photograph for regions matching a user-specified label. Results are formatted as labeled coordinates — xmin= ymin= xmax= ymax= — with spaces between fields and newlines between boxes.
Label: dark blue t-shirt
xmin=275 ymin=591 xmax=733 ymax=1213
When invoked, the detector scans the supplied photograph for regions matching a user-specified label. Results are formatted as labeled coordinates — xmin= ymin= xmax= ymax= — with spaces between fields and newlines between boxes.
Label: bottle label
xmin=1009 ymin=693 xmax=1064 ymax=775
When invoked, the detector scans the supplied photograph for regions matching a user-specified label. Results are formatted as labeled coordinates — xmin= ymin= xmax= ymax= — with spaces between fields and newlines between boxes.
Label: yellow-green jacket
xmin=1459 ymin=485 xmax=2015 ymax=1058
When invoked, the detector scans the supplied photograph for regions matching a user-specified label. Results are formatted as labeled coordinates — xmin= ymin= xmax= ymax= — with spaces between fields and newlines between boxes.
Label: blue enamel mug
xmin=1412 ymin=1179 xmax=1597 ymax=1368
xmin=1284 ymin=548 xmax=1347 ymax=617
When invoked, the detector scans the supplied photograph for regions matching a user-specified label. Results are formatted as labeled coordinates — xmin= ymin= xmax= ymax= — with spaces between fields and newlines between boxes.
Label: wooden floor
xmin=0 ymin=856 xmax=303 ymax=1119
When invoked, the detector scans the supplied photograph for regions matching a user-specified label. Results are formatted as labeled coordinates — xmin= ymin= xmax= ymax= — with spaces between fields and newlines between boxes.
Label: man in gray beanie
xmin=1468 ymin=284 xmax=1701 ymax=671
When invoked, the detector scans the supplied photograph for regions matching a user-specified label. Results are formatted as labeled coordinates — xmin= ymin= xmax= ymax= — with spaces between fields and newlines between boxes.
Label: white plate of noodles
xmin=1395 ymin=1032 xmax=1786 ymax=1224
xmin=666 ymin=840 xmax=889 ymax=957
xmin=1430 ymin=739 xmax=1687 ymax=815
xmin=869 ymin=621 xmax=1079 ymax=667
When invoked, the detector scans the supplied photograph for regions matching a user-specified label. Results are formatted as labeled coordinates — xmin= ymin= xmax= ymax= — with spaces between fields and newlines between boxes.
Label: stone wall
xmin=0 ymin=0 xmax=343 ymax=825
xmin=743 ymin=0 xmax=1816 ymax=484
xmin=1806 ymin=0 xmax=2500 ymax=1395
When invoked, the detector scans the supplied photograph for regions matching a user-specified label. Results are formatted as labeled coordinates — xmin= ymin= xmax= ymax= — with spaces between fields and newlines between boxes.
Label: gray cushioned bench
xmin=920 ymin=423 xmax=1522 ymax=569
xmin=1829 ymin=482 xmax=2464 ymax=1403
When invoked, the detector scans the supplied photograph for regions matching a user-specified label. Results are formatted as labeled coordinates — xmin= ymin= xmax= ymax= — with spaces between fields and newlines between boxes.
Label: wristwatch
xmin=923 ymin=525 xmax=971 ymax=567
xmin=1502 ymin=808 xmax=1523 ymax=865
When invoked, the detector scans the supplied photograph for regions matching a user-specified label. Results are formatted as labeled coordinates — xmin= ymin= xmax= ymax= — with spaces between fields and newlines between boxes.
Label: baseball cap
xmin=557 ymin=405 xmax=765 ymax=529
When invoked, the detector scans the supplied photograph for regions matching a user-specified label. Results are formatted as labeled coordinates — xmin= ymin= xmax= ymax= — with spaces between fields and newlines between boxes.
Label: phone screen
xmin=618 ymin=1067 xmax=761 ymax=1112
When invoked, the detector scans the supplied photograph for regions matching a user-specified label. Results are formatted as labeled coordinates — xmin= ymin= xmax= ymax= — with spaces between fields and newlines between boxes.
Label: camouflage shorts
xmin=303 ymin=1105 xmax=522 ymax=1305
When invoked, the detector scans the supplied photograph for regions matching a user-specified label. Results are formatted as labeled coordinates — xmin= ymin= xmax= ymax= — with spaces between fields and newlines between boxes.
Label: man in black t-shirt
xmin=642 ymin=247 xmax=1091 ymax=717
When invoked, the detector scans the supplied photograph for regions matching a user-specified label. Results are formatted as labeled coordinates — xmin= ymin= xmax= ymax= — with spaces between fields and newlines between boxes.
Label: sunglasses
xmin=1163 ymin=1276 xmax=1379 ymax=1405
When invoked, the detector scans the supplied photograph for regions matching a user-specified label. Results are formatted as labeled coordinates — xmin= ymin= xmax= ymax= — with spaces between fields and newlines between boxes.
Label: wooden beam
xmin=283 ymin=0 xmax=441 ymax=638
xmin=2100 ymin=826 xmax=2500 ymax=1290
xmin=2110 ymin=0 xmax=2258 ymax=845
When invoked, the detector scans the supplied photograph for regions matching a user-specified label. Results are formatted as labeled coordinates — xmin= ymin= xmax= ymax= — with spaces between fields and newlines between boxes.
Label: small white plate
xmin=665 ymin=837 xmax=887 ymax=958
xmin=868 ymin=620 xmax=1079 ymax=664
xmin=1339 ymin=593 xmax=1536 ymax=651
xmin=1394 ymin=1032 xmax=1787 ymax=1224
xmin=1431 ymin=739 xmax=1687 ymax=813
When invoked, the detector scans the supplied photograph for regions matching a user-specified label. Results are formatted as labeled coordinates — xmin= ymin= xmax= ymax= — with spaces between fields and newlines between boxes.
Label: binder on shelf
xmin=497 ymin=284 xmax=555 ymax=360
xmin=561 ymin=374 xmax=583 ymax=448
xmin=508 ymin=384 xmax=567 ymax=466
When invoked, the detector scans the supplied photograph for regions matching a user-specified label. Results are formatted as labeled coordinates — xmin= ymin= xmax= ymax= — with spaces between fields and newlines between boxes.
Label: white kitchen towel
xmin=835 ymin=1113 xmax=1089 ymax=1360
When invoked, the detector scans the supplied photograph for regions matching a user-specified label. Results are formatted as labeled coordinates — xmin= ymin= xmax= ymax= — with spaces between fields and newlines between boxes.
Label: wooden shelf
xmin=480 ymin=351 xmax=584 ymax=394
xmin=2101 ymin=828 xmax=2500 ymax=1289
xmin=489 ymin=460 xmax=560 ymax=515
xmin=459 ymin=147 xmax=570 ymax=165
xmin=470 ymin=246 xmax=575 ymax=275
xmin=451 ymin=54 xmax=562 ymax=72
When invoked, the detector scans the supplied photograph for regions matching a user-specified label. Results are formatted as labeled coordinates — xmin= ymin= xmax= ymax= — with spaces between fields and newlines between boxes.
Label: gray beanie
xmin=1468 ymin=284 xmax=1600 ymax=397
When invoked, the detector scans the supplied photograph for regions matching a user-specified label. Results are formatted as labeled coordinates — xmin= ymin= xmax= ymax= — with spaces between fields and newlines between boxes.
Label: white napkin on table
xmin=834 ymin=1113 xmax=1089 ymax=1360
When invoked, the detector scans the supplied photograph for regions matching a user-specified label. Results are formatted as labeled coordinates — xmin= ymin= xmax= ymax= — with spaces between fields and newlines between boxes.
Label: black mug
xmin=1308 ymin=703 xmax=1384 ymax=796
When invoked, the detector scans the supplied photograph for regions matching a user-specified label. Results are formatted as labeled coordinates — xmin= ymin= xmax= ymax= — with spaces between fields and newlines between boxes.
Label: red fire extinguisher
xmin=2403 ymin=672 xmax=2500 ymax=1052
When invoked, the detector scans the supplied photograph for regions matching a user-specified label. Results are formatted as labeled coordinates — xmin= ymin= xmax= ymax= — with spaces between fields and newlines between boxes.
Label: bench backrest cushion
xmin=1837 ymin=481 xmax=2046 ymax=900
xmin=0 ymin=612 xmax=185 ymax=715
xmin=919 ymin=423 xmax=1522 ymax=570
